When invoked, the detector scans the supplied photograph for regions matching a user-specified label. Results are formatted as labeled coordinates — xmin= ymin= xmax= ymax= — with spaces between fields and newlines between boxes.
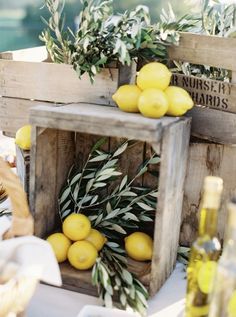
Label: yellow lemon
xmin=137 ymin=62 xmax=172 ymax=91
xmin=125 ymin=232 xmax=153 ymax=262
xmin=85 ymin=229 xmax=107 ymax=251
xmin=47 ymin=233 xmax=71 ymax=263
xmin=63 ymin=213 xmax=91 ymax=241
xmin=165 ymin=86 xmax=194 ymax=116
xmin=197 ymin=261 xmax=217 ymax=294
xmin=138 ymin=88 xmax=169 ymax=118
xmin=228 ymin=291 xmax=236 ymax=317
xmin=112 ymin=85 xmax=141 ymax=112
xmin=68 ymin=240 xmax=98 ymax=270
xmin=15 ymin=125 xmax=32 ymax=150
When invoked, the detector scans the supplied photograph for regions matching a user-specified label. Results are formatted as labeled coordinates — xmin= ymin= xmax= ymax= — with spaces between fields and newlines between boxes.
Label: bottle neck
xmin=198 ymin=191 xmax=220 ymax=238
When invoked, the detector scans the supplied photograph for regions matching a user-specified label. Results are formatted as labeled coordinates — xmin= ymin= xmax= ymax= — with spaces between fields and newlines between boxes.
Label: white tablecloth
xmin=27 ymin=263 xmax=186 ymax=317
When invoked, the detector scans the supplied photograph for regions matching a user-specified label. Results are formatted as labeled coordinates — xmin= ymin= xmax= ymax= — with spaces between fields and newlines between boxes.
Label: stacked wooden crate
xmin=168 ymin=33 xmax=236 ymax=245
xmin=0 ymin=32 xmax=236 ymax=293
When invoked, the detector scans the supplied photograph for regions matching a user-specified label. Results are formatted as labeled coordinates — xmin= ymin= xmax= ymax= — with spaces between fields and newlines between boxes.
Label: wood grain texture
xmin=169 ymin=32 xmax=236 ymax=71
xmin=149 ymin=118 xmax=191 ymax=296
xmin=186 ymin=106 xmax=236 ymax=145
xmin=15 ymin=145 xmax=30 ymax=196
xmin=30 ymin=128 xmax=75 ymax=237
xmin=0 ymin=97 xmax=37 ymax=134
xmin=171 ymin=73 xmax=236 ymax=114
xmin=180 ymin=142 xmax=236 ymax=246
xmin=0 ymin=46 xmax=49 ymax=62
xmin=0 ymin=59 xmax=118 ymax=105
xmin=30 ymin=103 xmax=180 ymax=143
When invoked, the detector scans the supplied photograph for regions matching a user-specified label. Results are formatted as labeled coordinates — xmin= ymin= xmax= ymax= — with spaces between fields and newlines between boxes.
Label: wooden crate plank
xmin=30 ymin=103 xmax=179 ymax=143
xmin=169 ymin=32 xmax=236 ymax=71
xmin=171 ymin=73 xmax=236 ymax=114
xmin=0 ymin=46 xmax=49 ymax=62
xmin=29 ymin=128 xmax=75 ymax=237
xmin=149 ymin=118 xmax=191 ymax=295
xmin=0 ymin=59 xmax=118 ymax=105
xmin=180 ymin=142 xmax=236 ymax=246
xmin=0 ymin=97 xmax=37 ymax=134
xmin=15 ymin=145 xmax=30 ymax=195
xmin=186 ymin=106 xmax=236 ymax=145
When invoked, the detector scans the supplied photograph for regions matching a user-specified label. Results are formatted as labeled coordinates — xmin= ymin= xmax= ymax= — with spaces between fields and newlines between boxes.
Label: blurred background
xmin=0 ymin=0 xmax=204 ymax=52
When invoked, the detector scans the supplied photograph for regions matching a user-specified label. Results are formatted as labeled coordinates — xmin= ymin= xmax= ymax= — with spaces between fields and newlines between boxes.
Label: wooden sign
xmin=171 ymin=73 xmax=236 ymax=113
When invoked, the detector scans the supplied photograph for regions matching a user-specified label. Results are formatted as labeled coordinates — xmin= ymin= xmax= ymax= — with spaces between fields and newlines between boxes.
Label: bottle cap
xmin=203 ymin=176 xmax=223 ymax=193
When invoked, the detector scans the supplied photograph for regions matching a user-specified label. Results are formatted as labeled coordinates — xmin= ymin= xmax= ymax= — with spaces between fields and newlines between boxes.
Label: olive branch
xmin=41 ymin=0 xmax=196 ymax=82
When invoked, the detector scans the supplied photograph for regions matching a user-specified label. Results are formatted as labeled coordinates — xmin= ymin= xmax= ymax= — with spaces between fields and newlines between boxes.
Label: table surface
xmin=27 ymin=263 xmax=186 ymax=317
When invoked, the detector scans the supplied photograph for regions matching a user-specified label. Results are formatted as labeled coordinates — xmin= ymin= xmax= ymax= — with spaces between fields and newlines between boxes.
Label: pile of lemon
xmin=47 ymin=213 xmax=154 ymax=270
xmin=47 ymin=213 xmax=106 ymax=270
xmin=112 ymin=62 xmax=194 ymax=118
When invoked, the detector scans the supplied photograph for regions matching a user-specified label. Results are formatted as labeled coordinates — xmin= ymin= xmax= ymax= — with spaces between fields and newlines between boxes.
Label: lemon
xmin=138 ymin=88 xmax=169 ymax=118
xmin=112 ymin=85 xmax=141 ymax=113
xmin=15 ymin=125 xmax=32 ymax=150
xmin=47 ymin=233 xmax=71 ymax=263
xmin=137 ymin=62 xmax=172 ymax=91
xmin=197 ymin=261 xmax=217 ymax=294
xmin=68 ymin=240 xmax=98 ymax=270
xmin=63 ymin=213 xmax=91 ymax=241
xmin=228 ymin=291 xmax=236 ymax=317
xmin=165 ymin=86 xmax=194 ymax=116
xmin=125 ymin=232 xmax=153 ymax=262
xmin=85 ymin=229 xmax=107 ymax=251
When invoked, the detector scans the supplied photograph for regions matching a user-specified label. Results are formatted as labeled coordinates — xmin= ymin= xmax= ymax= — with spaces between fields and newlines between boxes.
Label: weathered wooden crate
xmin=168 ymin=33 xmax=236 ymax=245
xmin=168 ymin=32 xmax=236 ymax=145
xmin=29 ymin=102 xmax=191 ymax=296
xmin=0 ymin=46 xmax=135 ymax=136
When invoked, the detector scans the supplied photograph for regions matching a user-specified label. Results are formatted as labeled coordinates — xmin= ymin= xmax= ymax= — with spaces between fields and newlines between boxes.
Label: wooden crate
xmin=0 ymin=46 xmax=136 ymax=136
xmin=168 ymin=33 xmax=236 ymax=244
xmin=168 ymin=32 xmax=236 ymax=145
xmin=29 ymin=102 xmax=191 ymax=297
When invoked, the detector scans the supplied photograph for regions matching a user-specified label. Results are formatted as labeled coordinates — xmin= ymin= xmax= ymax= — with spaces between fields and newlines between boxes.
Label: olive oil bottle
xmin=185 ymin=176 xmax=223 ymax=317
xmin=208 ymin=197 xmax=236 ymax=317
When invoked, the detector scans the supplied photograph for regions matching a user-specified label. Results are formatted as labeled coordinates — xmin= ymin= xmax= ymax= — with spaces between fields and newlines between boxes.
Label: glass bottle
xmin=208 ymin=197 xmax=236 ymax=317
xmin=185 ymin=176 xmax=223 ymax=317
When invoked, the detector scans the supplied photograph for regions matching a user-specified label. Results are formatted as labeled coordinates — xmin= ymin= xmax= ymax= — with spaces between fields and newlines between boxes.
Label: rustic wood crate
xmin=168 ymin=32 xmax=236 ymax=145
xmin=29 ymin=102 xmax=191 ymax=297
xmin=168 ymin=33 xmax=236 ymax=244
xmin=0 ymin=46 xmax=136 ymax=136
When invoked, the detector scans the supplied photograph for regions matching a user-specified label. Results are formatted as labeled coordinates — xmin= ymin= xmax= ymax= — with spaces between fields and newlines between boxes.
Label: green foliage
xmin=41 ymin=0 xmax=195 ymax=82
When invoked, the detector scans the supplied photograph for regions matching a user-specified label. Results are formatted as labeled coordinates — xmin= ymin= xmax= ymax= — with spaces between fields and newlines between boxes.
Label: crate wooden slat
xmin=185 ymin=107 xmax=236 ymax=145
xmin=168 ymin=32 xmax=236 ymax=71
xmin=181 ymin=141 xmax=236 ymax=246
xmin=171 ymin=73 xmax=236 ymax=114
xmin=0 ymin=60 xmax=118 ymax=104
xmin=29 ymin=103 xmax=191 ymax=297
xmin=30 ymin=103 xmax=180 ymax=144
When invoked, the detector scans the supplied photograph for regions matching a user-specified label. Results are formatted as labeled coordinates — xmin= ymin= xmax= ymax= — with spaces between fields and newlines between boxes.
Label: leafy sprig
xmin=92 ymin=243 xmax=149 ymax=315
xmin=41 ymin=0 xmax=196 ymax=81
